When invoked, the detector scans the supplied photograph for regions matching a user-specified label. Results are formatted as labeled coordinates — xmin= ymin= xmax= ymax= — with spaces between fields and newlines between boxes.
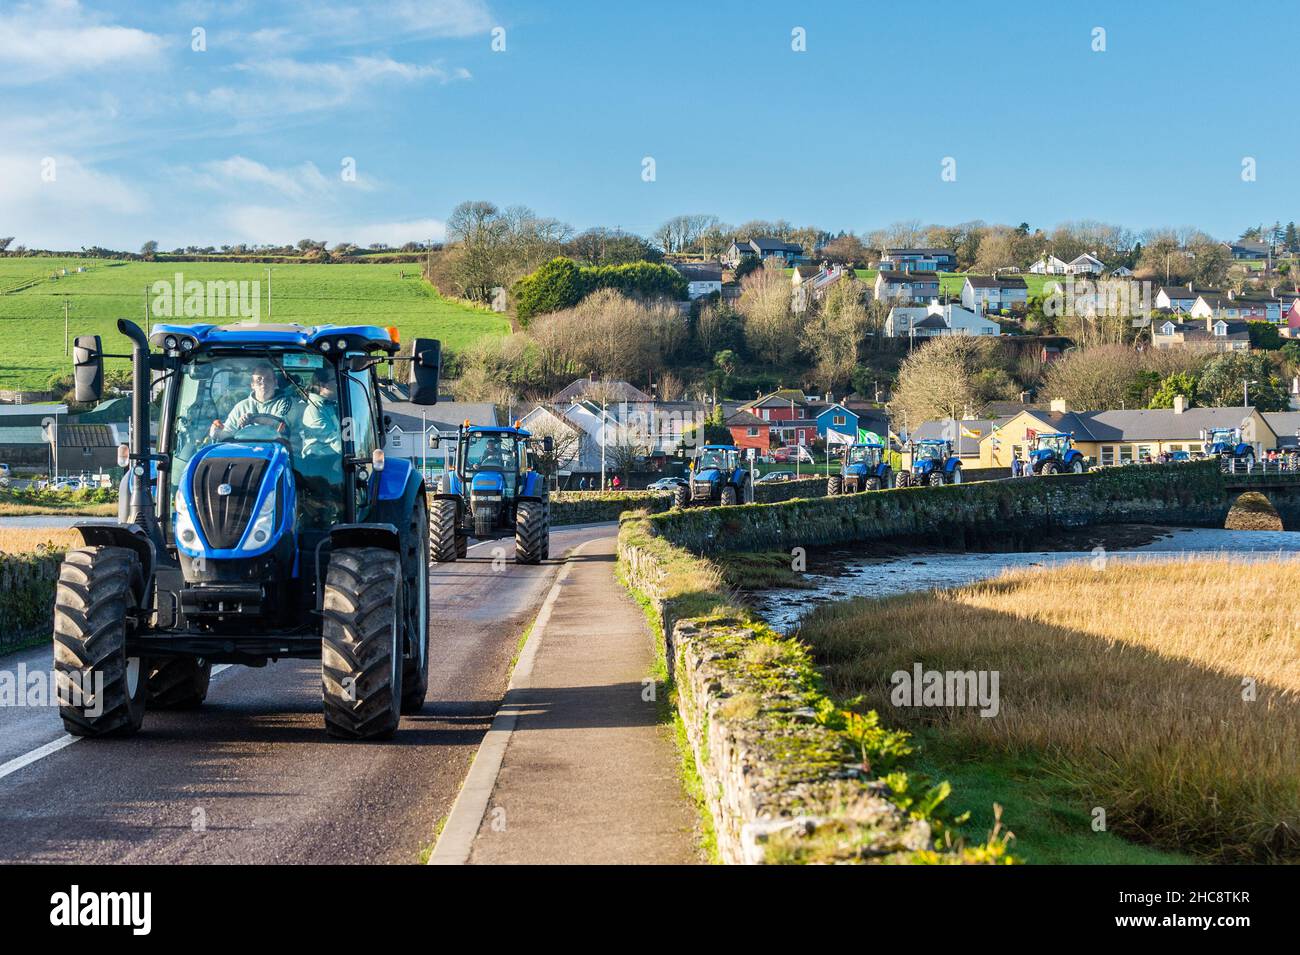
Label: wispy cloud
xmin=0 ymin=0 xmax=165 ymax=84
xmin=222 ymin=206 xmax=446 ymax=247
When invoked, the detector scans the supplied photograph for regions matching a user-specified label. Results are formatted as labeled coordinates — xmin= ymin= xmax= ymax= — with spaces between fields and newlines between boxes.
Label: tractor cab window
xmin=847 ymin=446 xmax=877 ymax=465
xmin=464 ymin=432 xmax=519 ymax=473
xmin=168 ymin=351 xmax=345 ymax=532
xmin=1036 ymin=434 xmax=1069 ymax=454
xmin=915 ymin=443 xmax=944 ymax=461
xmin=697 ymin=448 xmax=735 ymax=470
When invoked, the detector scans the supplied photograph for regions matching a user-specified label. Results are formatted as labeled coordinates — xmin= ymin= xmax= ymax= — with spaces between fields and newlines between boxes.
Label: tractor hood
xmin=471 ymin=471 xmax=506 ymax=495
xmin=1029 ymin=448 xmax=1053 ymax=461
xmin=692 ymin=467 xmax=723 ymax=485
xmin=174 ymin=441 xmax=295 ymax=559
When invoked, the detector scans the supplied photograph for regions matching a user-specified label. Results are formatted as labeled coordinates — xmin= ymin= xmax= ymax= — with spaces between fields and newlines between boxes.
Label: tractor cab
xmin=429 ymin=424 xmax=551 ymax=563
xmin=828 ymin=442 xmax=891 ymax=494
xmin=899 ymin=438 xmax=962 ymax=487
xmin=56 ymin=319 xmax=443 ymax=739
xmin=1028 ymin=432 xmax=1087 ymax=474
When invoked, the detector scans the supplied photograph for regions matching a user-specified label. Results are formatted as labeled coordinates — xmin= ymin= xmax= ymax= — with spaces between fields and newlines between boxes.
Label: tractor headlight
xmin=243 ymin=489 xmax=277 ymax=550
xmin=174 ymin=489 xmax=200 ymax=550
xmin=164 ymin=335 xmax=178 ymax=350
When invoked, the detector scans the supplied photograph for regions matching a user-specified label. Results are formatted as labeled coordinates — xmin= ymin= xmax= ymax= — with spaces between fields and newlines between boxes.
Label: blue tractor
xmin=1028 ymin=432 xmax=1088 ymax=474
xmin=827 ymin=442 xmax=891 ymax=494
xmin=56 ymin=320 xmax=443 ymax=740
xmin=427 ymin=424 xmax=551 ymax=564
xmin=1202 ymin=427 xmax=1254 ymax=467
xmin=675 ymin=444 xmax=754 ymax=507
xmin=897 ymin=438 xmax=962 ymax=487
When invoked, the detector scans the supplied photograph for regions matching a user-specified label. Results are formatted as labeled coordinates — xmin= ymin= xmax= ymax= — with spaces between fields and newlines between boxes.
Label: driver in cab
xmin=209 ymin=360 xmax=294 ymax=439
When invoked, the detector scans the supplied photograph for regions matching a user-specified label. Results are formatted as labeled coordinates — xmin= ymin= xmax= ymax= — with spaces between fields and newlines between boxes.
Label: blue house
xmin=814 ymin=403 xmax=858 ymax=442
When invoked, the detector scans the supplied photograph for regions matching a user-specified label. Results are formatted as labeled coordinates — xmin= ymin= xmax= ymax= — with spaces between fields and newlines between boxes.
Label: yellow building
xmin=978 ymin=398 xmax=1279 ymax=468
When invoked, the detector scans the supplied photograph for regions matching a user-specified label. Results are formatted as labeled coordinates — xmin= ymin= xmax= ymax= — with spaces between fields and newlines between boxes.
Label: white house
xmin=1111 ymin=265 xmax=1134 ymax=277
xmin=961 ymin=275 xmax=1028 ymax=313
xmin=1028 ymin=255 xmax=1069 ymax=274
xmin=874 ymin=270 xmax=940 ymax=302
xmin=885 ymin=302 xmax=1001 ymax=338
xmin=672 ymin=262 xmax=723 ymax=300
xmin=1155 ymin=286 xmax=1201 ymax=312
xmin=1066 ymin=253 xmax=1105 ymax=275
xmin=792 ymin=263 xmax=850 ymax=312
xmin=382 ymin=400 xmax=499 ymax=475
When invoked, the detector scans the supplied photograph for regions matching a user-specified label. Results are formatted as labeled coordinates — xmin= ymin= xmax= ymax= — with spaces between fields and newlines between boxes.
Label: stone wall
xmin=548 ymin=490 xmax=673 ymax=525
xmin=0 ymin=551 xmax=62 ymax=652
xmin=754 ymin=476 xmax=827 ymax=503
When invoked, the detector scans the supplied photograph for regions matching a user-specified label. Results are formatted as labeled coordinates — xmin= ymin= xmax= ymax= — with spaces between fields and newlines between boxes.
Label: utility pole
xmin=266 ymin=268 xmax=273 ymax=319
xmin=63 ymin=298 xmax=69 ymax=355
xmin=600 ymin=397 xmax=607 ymax=491
xmin=427 ymin=238 xmax=433 ymax=280
xmin=143 ymin=285 xmax=150 ymax=337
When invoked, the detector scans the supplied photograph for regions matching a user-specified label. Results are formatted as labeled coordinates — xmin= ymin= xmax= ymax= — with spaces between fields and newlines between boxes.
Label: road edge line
xmin=426 ymin=539 xmax=591 ymax=865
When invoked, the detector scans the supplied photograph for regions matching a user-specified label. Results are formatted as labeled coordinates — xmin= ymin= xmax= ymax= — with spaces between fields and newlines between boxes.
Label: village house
xmin=878 ymin=248 xmax=957 ymax=272
xmin=721 ymin=236 xmax=805 ymax=268
xmin=873 ymin=270 xmax=940 ymax=303
xmin=884 ymin=302 xmax=1001 ymax=338
xmin=1222 ymin=239 xmax=1270 ymax=260
xmin=741 ymin=389 xmax=819 ymax=447
xmin=1028 ymin=255 xmax=1069 ymax=274
xmin=791 ymin=263 xmax=851 ymax=312
xmin=1065 ymin=253 xmax=1105 ymax=275
xmin=1154 ymin=285 xmax=1206 ymax=312
xmin=381 ymin=399 xmax=499 ymax=472
xmin=671 ymin=262 xmax=723 ymax=300
xmin=1151 ymin=315 xmax=1251 ymax=351
xmin=724 ymin=409 xmax=769 ymax=454
xmin=975 ymin=398 xmax=1278 ymax=468
xmin=960 ymin=275 xmax=1028 ymax=313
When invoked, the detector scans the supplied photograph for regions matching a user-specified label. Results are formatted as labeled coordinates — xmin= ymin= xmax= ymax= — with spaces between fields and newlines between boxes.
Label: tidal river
xmin=753 ymin=526 xmax=1300 ymax=635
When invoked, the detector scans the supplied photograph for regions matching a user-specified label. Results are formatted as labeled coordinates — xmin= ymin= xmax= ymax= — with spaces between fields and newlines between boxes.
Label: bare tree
xmin=738 ymin=262 xmax=800 ymax=364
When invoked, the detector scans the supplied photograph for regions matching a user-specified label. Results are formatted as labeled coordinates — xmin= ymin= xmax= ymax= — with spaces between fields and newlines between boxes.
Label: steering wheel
xmin=242 ymin=413 xmax=289 ymax=434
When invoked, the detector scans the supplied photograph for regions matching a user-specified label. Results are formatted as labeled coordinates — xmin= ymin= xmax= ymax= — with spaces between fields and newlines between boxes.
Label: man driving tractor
xmin=210 ymin=359 xmax=294 ymax=438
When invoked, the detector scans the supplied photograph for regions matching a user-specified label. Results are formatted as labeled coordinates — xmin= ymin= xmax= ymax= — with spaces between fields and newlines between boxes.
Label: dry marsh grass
xmin=0 ymin=528 xmax=79 ymax=555
xmin=800 ymin=557 xmax=1300 ymax=862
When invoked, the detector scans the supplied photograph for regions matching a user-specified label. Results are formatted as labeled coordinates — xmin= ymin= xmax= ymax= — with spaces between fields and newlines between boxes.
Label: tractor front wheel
xmin=146 ymin=657 xmax=211 ymax=710
xmin=672 ymin=484 xmax=689 ymax=509
xmin=865 ymin=476 xmax=880 ymax=491
xmin=515 ymin=499 xmax=545 ymax=564
xmin=1071 ymin=458 xmax=1086 ymax=474
xmin=1041 ymin=460 xmax=1060 ymax=475
xmin=721 ymin=485 xmax=738 ymax=506
xmin=321 ymin=547 xmax=403 ymax=740
xmin=928 ymin=471 xmax=946 ymax=487
xmin=430 ymin=497 xmax=458 ymax=563
xmin=950 ymin=466 xmax=962 ymax=484
xmin=53 ymin=546 xmax=147 ymax=737
xmin=827 ymin=475 xmax=843 ymax=496
xmin=896 ymin=472 xmax=913 ymax=488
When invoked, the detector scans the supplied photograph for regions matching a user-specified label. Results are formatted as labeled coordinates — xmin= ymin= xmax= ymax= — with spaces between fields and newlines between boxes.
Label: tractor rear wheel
xmin=951 ymin=466 xmax=962 ymax=484
xmin=53 ymin=546 xmax=147 ymax=737
xmin=928 ymin=471 xmax=946 ymax=486
xmin=827 ymin=475 xmax=843 ymax=496
xmin=1041 ymin=460 xmax=1060 ymax=475
xmin=515 ymin=499 xmax=545 ymax=564
xmin=430 ymin=497 xmax=458 ymax=563
xmin=672 ymin=484 xmax=689 ymax=509
xmin=1071 ymin=458 xmax=1086 ymax=474
xmin=146 ymin=657 xmax=211 ymax=710
xmin=321 ymin=547 xmax=403 ymax=740
xmin=400 ymin=497 xmax=430 ymax=714
xmin=721 ymin=485 xmax=738 ymax=506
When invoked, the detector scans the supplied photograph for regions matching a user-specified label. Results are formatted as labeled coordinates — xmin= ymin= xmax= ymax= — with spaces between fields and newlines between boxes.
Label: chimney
xmin=1050 ymin=398 xmax=1069 ymax=413
xmin=1187 ymin=281 xmax=1193 ymax=291
xmin=1173 ymin=394 xmax=1187 ymax=414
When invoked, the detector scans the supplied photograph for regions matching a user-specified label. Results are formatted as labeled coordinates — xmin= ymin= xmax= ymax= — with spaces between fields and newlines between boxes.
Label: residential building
xmin=382 ymin=400 xmax=499 ymax=473
xmin=1065 ymin=253 xmax=1105 ymax=275
xmin=1028 ymin=255 xmax=1069 ymax=274
xmin=885 ymin=302 xmax=1001 ymax=338
xmin=873 ymin=270 xmax=940 ymax=303
xmin=975 ymin=398 xmax=1278 ymax=467
xmin=1223 ymin=240 xmax=1270 ymax=260
xmin=725 ymin=410 xmax=770 ymax=453
xmin=1151 ymin=316 xmax=1251 ymax=351
xmin=791 ymin=263 xmax=851 ymax=312
xmin=1111 ymin=265 xmax=1135 ymax=277
xmin=721 ymin=236 xmax=805 ymax=268
xmin=878 ymin=248 xmax=957 ymax=272
xmin=961 ymin=275 xmax=1028 ymax=313
xmin=672 ymin=262 xmax=723 ymax=300
xmin=742 ymin=389 xmax=819 ymax=446
xmin=814 ymin=403 xmax=858 ymax=443
xmin=1154 ymin=285 xmax=1204 ymax=313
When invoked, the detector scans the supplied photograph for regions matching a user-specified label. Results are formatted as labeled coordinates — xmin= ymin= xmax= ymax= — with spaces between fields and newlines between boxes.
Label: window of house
xmin=1189 ymin=443 xmax=1202 ymax=453
xmin=747 ymin=427 xmax=758 ymax=437
xmin=833 ymin=415 xmax=845 ymax=426
xmin=390 ymin=432 xmax=403 ymax=448
xmin=1100 ymin=445 xmax=1115 ymax=466
xmin=1168 ymin=444 xmax=1183 ymax=452
xmin=82 ymin=446 xmax=93 ymax=456
xmin=1137 ymin=444 xmax=1155 ymax=462
xmin=1119 ymin=445 xmax=1134 ymax=464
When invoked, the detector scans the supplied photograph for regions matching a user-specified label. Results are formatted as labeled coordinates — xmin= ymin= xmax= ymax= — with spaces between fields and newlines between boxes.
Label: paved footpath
xmin=431 ymin=536 xmax=700 ymax=865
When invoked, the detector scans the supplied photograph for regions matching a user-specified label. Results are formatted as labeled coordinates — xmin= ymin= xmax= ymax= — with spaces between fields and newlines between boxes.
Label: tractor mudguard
xmin=376 ymin=457 xmax=413 ymax=501
xmin=519 ymin=471 xmax=545 ymax=498
xmin=329 ymin=522 xmax=401 ymax=552
xmin=946 ymin=458 xmax=960 ymax=473
xmin=371 ymin=468 xmax=428 ymax=530
xmin=72 ymin=521 xmax=157 ymax=596
xmin=436 ymin=471 xmax=465 ymax=498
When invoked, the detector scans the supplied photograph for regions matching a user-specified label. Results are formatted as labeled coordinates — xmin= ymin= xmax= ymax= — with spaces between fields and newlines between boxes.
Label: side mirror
xmin=409 ymin=338 xmax=441 ymax=406
xmin=543 ymin=435 xmax=554 ymax=454
xmin=428 ymin=432 xmax=440 ymax=449
xmin=73 ymin=335 xmax=104 ymax=403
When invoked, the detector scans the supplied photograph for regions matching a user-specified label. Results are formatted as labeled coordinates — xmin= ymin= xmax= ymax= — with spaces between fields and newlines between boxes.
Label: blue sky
xmin=2 ymin=0 xmax=1296 ymax=250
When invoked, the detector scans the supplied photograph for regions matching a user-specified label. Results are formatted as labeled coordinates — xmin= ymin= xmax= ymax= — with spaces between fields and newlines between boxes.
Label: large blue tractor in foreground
xmin=57 ymin=320 xmax=442 ymax=740
xmin=676 ymin=444 xmax=753 ymax=507
xmin=828 ymin=442 xmax=891 ymax=494
xmin=1202 ymin=427 xmax=1255 ymax=467
xmin=898 ymin=438 xmax=962 ymax=487
xmin=1028 ymin=432 xmax=1088 ymax=474
xmin=428 ymin=424 xmax=551 ymax=564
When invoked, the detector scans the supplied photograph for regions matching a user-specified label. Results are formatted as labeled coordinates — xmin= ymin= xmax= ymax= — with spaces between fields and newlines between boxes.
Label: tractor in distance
xmin=675 ymin=444 xmax=754 ymax=507
xmin=897 ymin=438 xmax=963 ymax=487
xmin=427 ymin=423 xmax=552 ymax=564
xmin=827 ymin=442 xmax=892 ymax=494
xmin=1027 ymin=432 xmax=1088 ymax=474
xmin=1202 ymin=427 xmax=1255 ymax=467
xmin=56 ymin=320 xmax=442 ymax=741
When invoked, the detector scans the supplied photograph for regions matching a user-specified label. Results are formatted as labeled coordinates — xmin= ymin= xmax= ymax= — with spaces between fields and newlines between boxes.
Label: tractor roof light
xmin=116 ymin=443 xmax=130 ymax=468
xmin=336 ymin=338 xmax=347 ymax=350
xmin=320 ymin=340 xmax=331 ymax=352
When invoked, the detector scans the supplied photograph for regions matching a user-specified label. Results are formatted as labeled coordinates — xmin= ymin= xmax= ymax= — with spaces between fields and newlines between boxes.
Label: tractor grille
xmin=192 ymin=456 xmax=270 ymax=549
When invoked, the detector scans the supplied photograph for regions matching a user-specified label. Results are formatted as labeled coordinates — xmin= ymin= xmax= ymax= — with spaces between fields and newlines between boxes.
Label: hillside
xmin=0 ymin=257 xmax=510 ymax=391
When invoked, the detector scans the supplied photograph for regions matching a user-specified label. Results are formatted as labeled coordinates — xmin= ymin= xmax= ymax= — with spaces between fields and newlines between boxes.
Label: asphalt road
xmin=0 ymin=522 xmax=613 ymax=864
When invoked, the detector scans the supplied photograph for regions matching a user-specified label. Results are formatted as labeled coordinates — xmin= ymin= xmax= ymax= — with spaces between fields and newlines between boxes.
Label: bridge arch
xmin=1224 ymin=491 xmax=1284 ymax=531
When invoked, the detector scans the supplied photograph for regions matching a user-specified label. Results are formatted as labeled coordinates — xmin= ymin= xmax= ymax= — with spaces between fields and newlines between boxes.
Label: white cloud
xmin=0 ymin=0 xmax=164 ymax=84
xmin=195 ymin=156 xmax=332 ymax=199
xmin=0 ymin=150 xmax=146 ymax=247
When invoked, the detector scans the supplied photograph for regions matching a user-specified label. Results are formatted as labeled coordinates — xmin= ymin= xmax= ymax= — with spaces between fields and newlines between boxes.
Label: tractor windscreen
xmin=697 ymin=448 xmax=735 ymax=470
xmin=916 ymin=443 xmax=943 ymax=461
xmin=847 ymin=446 xmax=877 ymax=465
xmin=168 ymin=351 xmax=344 ymax=529
xmin=464 ymin=433 xmax=520 ymax=473
xmin=1036 ymin=435 xmax=1068 ymax=454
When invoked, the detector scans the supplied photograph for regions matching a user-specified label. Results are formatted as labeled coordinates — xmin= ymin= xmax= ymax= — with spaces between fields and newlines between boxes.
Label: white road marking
xmin=0 ymin=663 xmax=232 ymax=784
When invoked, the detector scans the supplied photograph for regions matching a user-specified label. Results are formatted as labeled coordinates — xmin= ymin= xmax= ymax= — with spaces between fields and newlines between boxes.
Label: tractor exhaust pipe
xmin=118 ymin=319 xmax=162 ymax=541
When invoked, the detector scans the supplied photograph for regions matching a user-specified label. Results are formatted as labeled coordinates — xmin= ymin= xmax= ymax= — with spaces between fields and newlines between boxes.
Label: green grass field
xmin=0 ymin=257 xmax=509 ymax=391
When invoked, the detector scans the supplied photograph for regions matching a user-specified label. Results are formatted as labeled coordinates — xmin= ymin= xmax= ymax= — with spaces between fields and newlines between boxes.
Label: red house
xmin=725 ymin=410 xmax=770 ymax=453
xmin=1286 ymin=300 xmax=1300 ymax=338
xmin=743 ymin=389 xmax=819 ymax=447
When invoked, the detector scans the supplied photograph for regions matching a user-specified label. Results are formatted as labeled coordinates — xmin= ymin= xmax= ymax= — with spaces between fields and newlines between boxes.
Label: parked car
xmin=772 ymin=445 xmax=813 ymax=464
xmin=1168 ymin=450 xmax=1191 ymax=463
xmin=646 ymin=476 xmax=688 ymax=491
xmin=755 ymin=470 xmax=796 ymax=484
xmin=49 ymin=477 xmax=84 ymax=492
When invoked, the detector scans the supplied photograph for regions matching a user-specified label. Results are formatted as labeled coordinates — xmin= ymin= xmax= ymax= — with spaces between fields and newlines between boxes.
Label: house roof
xmin=384 ymin=400 xmax=498 ymax=433
xmin=1014 ymin=407 xmax=1268 ymax=442
xmin=877 ymin=270 xmax=939 ymax=283
xmin=1157 ymin=286 xmax=1204 ymax=301
xmin=746 ymin=389 xmax=809 ymax=409
xmin=673 ymin=263 xmax=722 ymax=282
xmin=725 ymin=410 xmax=767 ymax=427
xmin=59 ymin=424 xmax=116 ymax=447
xmin=0 ymin=425 xmax=48 ymax=445
xmin=913 ymin=315 xmax=949 ymax=329
xmin=749 ymin=236 xmax=803 ymax=254
xmin=550 ymin=378 xmax=653 ymax=404
xmin=882 ymin=248 xmax=955 ymax=257
xmin=793 ymin=265 xmax=820 ymax=279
